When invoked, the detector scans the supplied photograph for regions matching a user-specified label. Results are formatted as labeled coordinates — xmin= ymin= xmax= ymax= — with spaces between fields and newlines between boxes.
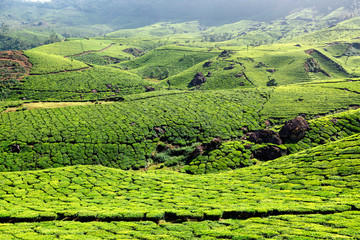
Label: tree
xmin=1 ymin=23 xmax=9 ymax=35
xmin=44 ymin=32 xmax=61 ymax=44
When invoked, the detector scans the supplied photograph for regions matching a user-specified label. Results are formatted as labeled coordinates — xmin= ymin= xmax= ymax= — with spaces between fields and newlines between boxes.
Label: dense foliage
xmin=0 ymin=133 xmax=359 ymax=238
xmin=1 ymin=13 xmax=360 ymax=238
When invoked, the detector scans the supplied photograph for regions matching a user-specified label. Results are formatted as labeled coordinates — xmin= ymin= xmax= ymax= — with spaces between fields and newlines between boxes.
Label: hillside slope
xmin=0 ymin=133 xmax=359 ymax=238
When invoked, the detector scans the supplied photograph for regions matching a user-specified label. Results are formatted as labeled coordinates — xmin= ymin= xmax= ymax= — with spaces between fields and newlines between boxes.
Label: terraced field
xmin=0 ymin=133 xmax=359 ymax=238
xmin=1 ymin=19 xmax=360 ymax=238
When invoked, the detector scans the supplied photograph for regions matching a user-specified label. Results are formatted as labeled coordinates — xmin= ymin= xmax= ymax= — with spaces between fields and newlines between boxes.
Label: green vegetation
xmin=106 ymin=21 xmax=203 ymax=38
xmin=32 ymin=39 xmax=114 ymax=57
xmin=0 ymin=89 xmax=266 ymax=171
xmin=12 ymin=66 xmax=148 ymax=101
xmin=24 ymin=50 xmax=88 ymax=75
xmin=117 ymin=45 xmax=219 ymax=79
xmin=0 ymin=132 xmax=359 ymax=238
xmin=2 ymin=7 xmax=360 ymax=238
xmin=0 ymin=212 xmax=359 ymax=239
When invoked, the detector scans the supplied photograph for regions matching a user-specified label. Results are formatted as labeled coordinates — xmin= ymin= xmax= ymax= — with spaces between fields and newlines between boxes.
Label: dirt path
xmin=64 ymin=43 xmax=116 ymax=58
xmin=29 ymin=66 xmax=93 ymax=76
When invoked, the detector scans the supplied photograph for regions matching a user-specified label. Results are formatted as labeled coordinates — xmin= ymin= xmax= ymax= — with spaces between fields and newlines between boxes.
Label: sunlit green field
xmin=2 ymin=16 xmax=360 ymax=238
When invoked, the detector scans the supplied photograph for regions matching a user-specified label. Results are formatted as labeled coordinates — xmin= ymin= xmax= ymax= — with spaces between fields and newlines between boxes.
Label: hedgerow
xmin=1 ymin=212 xmax=359 ymax=239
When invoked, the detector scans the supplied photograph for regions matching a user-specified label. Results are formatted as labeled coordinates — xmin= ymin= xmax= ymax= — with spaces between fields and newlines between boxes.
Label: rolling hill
xmin=1 ymin=7 xmax=360 ymax=239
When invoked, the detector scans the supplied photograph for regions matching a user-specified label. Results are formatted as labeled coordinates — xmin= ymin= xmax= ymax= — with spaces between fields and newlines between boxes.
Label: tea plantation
xmin=1 ymin=18 xmax=360 ymax=238
xmin=0 ymin=133 xmax=359 ymax=238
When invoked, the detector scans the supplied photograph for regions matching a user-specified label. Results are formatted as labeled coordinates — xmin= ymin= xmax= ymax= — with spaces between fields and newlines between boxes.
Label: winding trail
xmin=29 ymin=66 xmax=93 ymax=76
xmin=64 ymin=43 xmax=116 ymax=58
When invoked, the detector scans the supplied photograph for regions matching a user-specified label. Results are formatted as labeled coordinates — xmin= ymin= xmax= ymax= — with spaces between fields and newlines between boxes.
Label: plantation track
xmin=29 ymin=66 xmax=92 ymax=76
xmin=64 ymin=43 xmax=116 ymax=58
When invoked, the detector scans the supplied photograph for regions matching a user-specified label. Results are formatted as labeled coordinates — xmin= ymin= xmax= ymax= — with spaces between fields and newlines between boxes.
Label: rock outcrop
xmin=191 ymin=72 xmax=207 ymax=86
xmin=248 ymin=129 xmax=282 ymax=145
xmin=203 ymin=61 xmax=213 ymax=67
xmin=254 ymin=146 xmax=286 ymax=161
xmin=145 ymin=86 xmax=156 ymax=92
xmin=279 ymin=116 xmax=310 ymax=142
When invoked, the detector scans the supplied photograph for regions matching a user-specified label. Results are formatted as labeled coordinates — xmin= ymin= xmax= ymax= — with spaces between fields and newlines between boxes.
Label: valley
xmin=0 ymin=3 xmax=360 ymax=239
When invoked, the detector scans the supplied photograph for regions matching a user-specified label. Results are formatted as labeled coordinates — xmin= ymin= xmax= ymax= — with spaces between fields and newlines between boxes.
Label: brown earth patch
xmin=0 ymin=51 xmax=32 ymax=81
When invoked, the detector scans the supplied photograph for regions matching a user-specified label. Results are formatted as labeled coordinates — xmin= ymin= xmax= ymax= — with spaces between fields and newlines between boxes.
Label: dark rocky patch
xmin=145 ymin=86 xmax=156 ymax=92
xmin=254 ymin=146 xmax=286 ymax=161
xmin=10 ymin=144 xmax=21 ymax=153
xmin=266 ymin=69 xmax=276 ymax=73
xmin=207 ymin=137 xmax=222 ymax=151
xmin=224 ymin=64 xmax=235 ymax=70
xmin=190 ymin=138 xmax=222 ymax=158
xmin=190 ymin=145 xmax=206 ymax=159
xmin=206 ymin=72 xmax=212 ymax=77
xmin=191 ymin=72 xmax=207 ymax=86
xmin=280 ymin=116 xmax=310 ymax=142
xmin=235 ymin=73 xmax=243 ymax=78
xmin=254 ymin=62 xmax=268 ymax=68
xmin=123 ymin=48 xmax=143 ymax=57
xmin=219 ymin=50 xmax=232 ymax=58
xmin=247 ymin=129 xmax=282 ymax=145
xmin=203 ymin=61 xmax=213 ymax=67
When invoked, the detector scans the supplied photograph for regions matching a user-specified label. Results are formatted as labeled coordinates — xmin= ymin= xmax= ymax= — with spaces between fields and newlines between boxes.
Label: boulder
xmin=203 ymin=61 xmax=213 ymax=67
xmin=190 ymin=145 xmax=206 ymax=159
xmin=253 ymin=146 xmax=286 ymax=161
xmin=248 ymin=129 xmax=282 ymax=145
xmin=189 ymin=138 xmax=222 ymax=159
xmin=279 ymin=116 xmax=310 ymax=142
xmin=191 ymin=72 xmax=207 ymax=86
xmin=207 ymin=137 xmax=222 ymax=151
xmin=10 ymin=144 xmax=21 ymax=153
xmin=266 ymin=69 xmax=276 ymax=73
xmin=145 ymin=86 xmax=156 ymax=92
xmin=206 ymin=71 xmax=212 ymax=77
xmin=219 ymin=50 xmax=232 ymax=58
